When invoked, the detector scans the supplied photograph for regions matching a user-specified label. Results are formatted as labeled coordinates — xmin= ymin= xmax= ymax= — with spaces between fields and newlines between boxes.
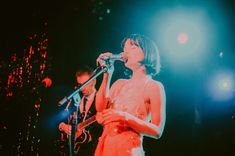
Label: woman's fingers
xmin=96 ymin=52 xmax=114 ymax=67
xmin=96 ymin=112 xmax=104 ymax=124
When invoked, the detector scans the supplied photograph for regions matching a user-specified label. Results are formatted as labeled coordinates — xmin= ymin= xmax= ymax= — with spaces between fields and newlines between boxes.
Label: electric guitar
xmin=74 ymin=114 xmax=96 ymax=142
xmin=59 ymin=115 xmax=97 ymax=154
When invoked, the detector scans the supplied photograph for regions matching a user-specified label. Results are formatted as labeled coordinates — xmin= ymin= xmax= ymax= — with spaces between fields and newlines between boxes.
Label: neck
xmin=130 ymin=65 xmax=147 ymax=80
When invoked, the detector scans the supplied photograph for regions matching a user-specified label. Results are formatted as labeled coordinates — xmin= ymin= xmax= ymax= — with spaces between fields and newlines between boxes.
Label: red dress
xmin=95 ymin=76 xmax=151 ymax=156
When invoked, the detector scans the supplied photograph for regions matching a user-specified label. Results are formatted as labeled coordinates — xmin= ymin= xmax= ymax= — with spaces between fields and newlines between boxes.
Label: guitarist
xmin=58 ymin=66 xmax=102 ymax=156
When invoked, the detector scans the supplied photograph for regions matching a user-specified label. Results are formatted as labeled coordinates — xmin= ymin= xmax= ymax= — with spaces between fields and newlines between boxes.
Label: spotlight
xmin=151 ymin=7 xmax=214 ymax=70
xmin=177 ymin=32 xmax=189 ymax=44
xmin=207 ymin=70 xmax=234 ymax=101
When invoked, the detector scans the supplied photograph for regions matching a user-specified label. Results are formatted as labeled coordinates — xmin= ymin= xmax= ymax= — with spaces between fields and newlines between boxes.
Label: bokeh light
xmin=207 ymin=69 xmax=235 ymax=101
xmin=177 ymin=32 xmax=189 ymax=44
xmin=150 ymin=6 xmax=215 ymax=69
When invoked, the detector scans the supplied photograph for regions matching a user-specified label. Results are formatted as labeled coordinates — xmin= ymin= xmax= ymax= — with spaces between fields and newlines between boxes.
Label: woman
xmin=95 ymin=34 xmax=166 ymax=156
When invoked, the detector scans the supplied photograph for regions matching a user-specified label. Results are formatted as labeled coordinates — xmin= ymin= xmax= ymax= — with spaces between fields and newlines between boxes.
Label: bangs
xmin=121 ymin=34 xmax=161 ymax=76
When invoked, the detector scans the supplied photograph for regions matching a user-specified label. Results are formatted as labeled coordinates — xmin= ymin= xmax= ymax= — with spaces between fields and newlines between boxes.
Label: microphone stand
xmin=68 ymin=93 xmax=80 ymax=156
xmin=58 ymin=65 xmax=110 ymax=156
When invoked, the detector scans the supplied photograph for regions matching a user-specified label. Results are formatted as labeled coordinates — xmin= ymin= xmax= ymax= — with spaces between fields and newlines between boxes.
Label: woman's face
xmin=123 ymin=38 xmax=144 ymax=69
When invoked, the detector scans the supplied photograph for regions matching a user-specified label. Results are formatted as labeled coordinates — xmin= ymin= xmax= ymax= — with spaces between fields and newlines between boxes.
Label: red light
xmin=177 ymin=32 xmax=189 ymax=44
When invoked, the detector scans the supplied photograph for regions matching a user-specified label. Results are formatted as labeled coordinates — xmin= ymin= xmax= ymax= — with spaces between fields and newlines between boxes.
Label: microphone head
xmin=110 ymin=54 xmax=123 ymax=60
xmin=100 ymin=53 xmax=124 ymax=61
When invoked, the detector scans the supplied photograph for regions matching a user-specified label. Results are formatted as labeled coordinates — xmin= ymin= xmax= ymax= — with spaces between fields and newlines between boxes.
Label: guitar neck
xmin=77 ymin=115 xmax=96 ymax=129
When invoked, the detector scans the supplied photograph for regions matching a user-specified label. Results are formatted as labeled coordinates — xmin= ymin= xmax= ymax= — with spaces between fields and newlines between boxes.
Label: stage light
xmin=150 ymin=7 xmax=214 ymax=70
xmin=177 ymin=32 xmax=189 ymax=44
xmin=207 ymin=70 xmax=234 ymax=101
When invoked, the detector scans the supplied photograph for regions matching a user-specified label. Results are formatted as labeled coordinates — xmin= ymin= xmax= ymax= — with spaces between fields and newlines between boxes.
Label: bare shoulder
xmin=146 ymin=79 xmax=165 ymax=92
xmin=145 ymin=79 xmax=166 ymax=107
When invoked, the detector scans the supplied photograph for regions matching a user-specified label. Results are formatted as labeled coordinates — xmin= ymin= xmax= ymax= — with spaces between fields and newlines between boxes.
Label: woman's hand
xmin=96 ymin=109 xmax=127 ymax=125
xmin=59 ymin=122 xmax=71 ymax=135
xmin=96 ymin=52 xmax=114 ymax=74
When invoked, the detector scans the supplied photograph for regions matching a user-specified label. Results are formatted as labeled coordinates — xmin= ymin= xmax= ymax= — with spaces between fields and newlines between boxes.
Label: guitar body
xmin=59 ymin=115 xmax=97 ymax=154
xmin=75 ymin=129 xmax=89 ymax=143
xmin=59 ymin=130 xmax=91 ymax=155
xmin=74 ymin=130 xmax=91 ymax=153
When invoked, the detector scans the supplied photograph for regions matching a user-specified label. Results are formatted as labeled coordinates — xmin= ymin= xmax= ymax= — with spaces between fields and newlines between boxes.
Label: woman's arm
xmin=95 ymin=73 xmax=111 ymax=112
xmin=95 ymin=52 xmax=115 ymax=112
xmin=127 ymin=81 xmax=166 ymax=138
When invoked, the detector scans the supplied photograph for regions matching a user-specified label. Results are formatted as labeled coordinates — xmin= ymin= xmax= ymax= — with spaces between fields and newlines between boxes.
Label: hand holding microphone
xmin=96 ymin=52 xmax=126 ymax=75
xmin=96 ymin=52 xmax=114 ymax=74
xmin=96 ymin=52 xmax=125 ymax=66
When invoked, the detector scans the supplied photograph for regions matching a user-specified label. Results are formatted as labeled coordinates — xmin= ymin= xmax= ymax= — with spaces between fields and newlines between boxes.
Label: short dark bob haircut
xmin=121 ymin=34 xmax=161 ymax=76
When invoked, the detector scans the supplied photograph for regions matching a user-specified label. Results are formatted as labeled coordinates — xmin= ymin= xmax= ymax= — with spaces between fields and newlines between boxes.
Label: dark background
xmin=0 ymin=0 xmax=234 ymax=155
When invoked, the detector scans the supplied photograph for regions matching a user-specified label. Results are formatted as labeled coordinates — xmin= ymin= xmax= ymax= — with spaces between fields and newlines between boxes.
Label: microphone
xmin=100 ymin=54 xmax=123 ymax=61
